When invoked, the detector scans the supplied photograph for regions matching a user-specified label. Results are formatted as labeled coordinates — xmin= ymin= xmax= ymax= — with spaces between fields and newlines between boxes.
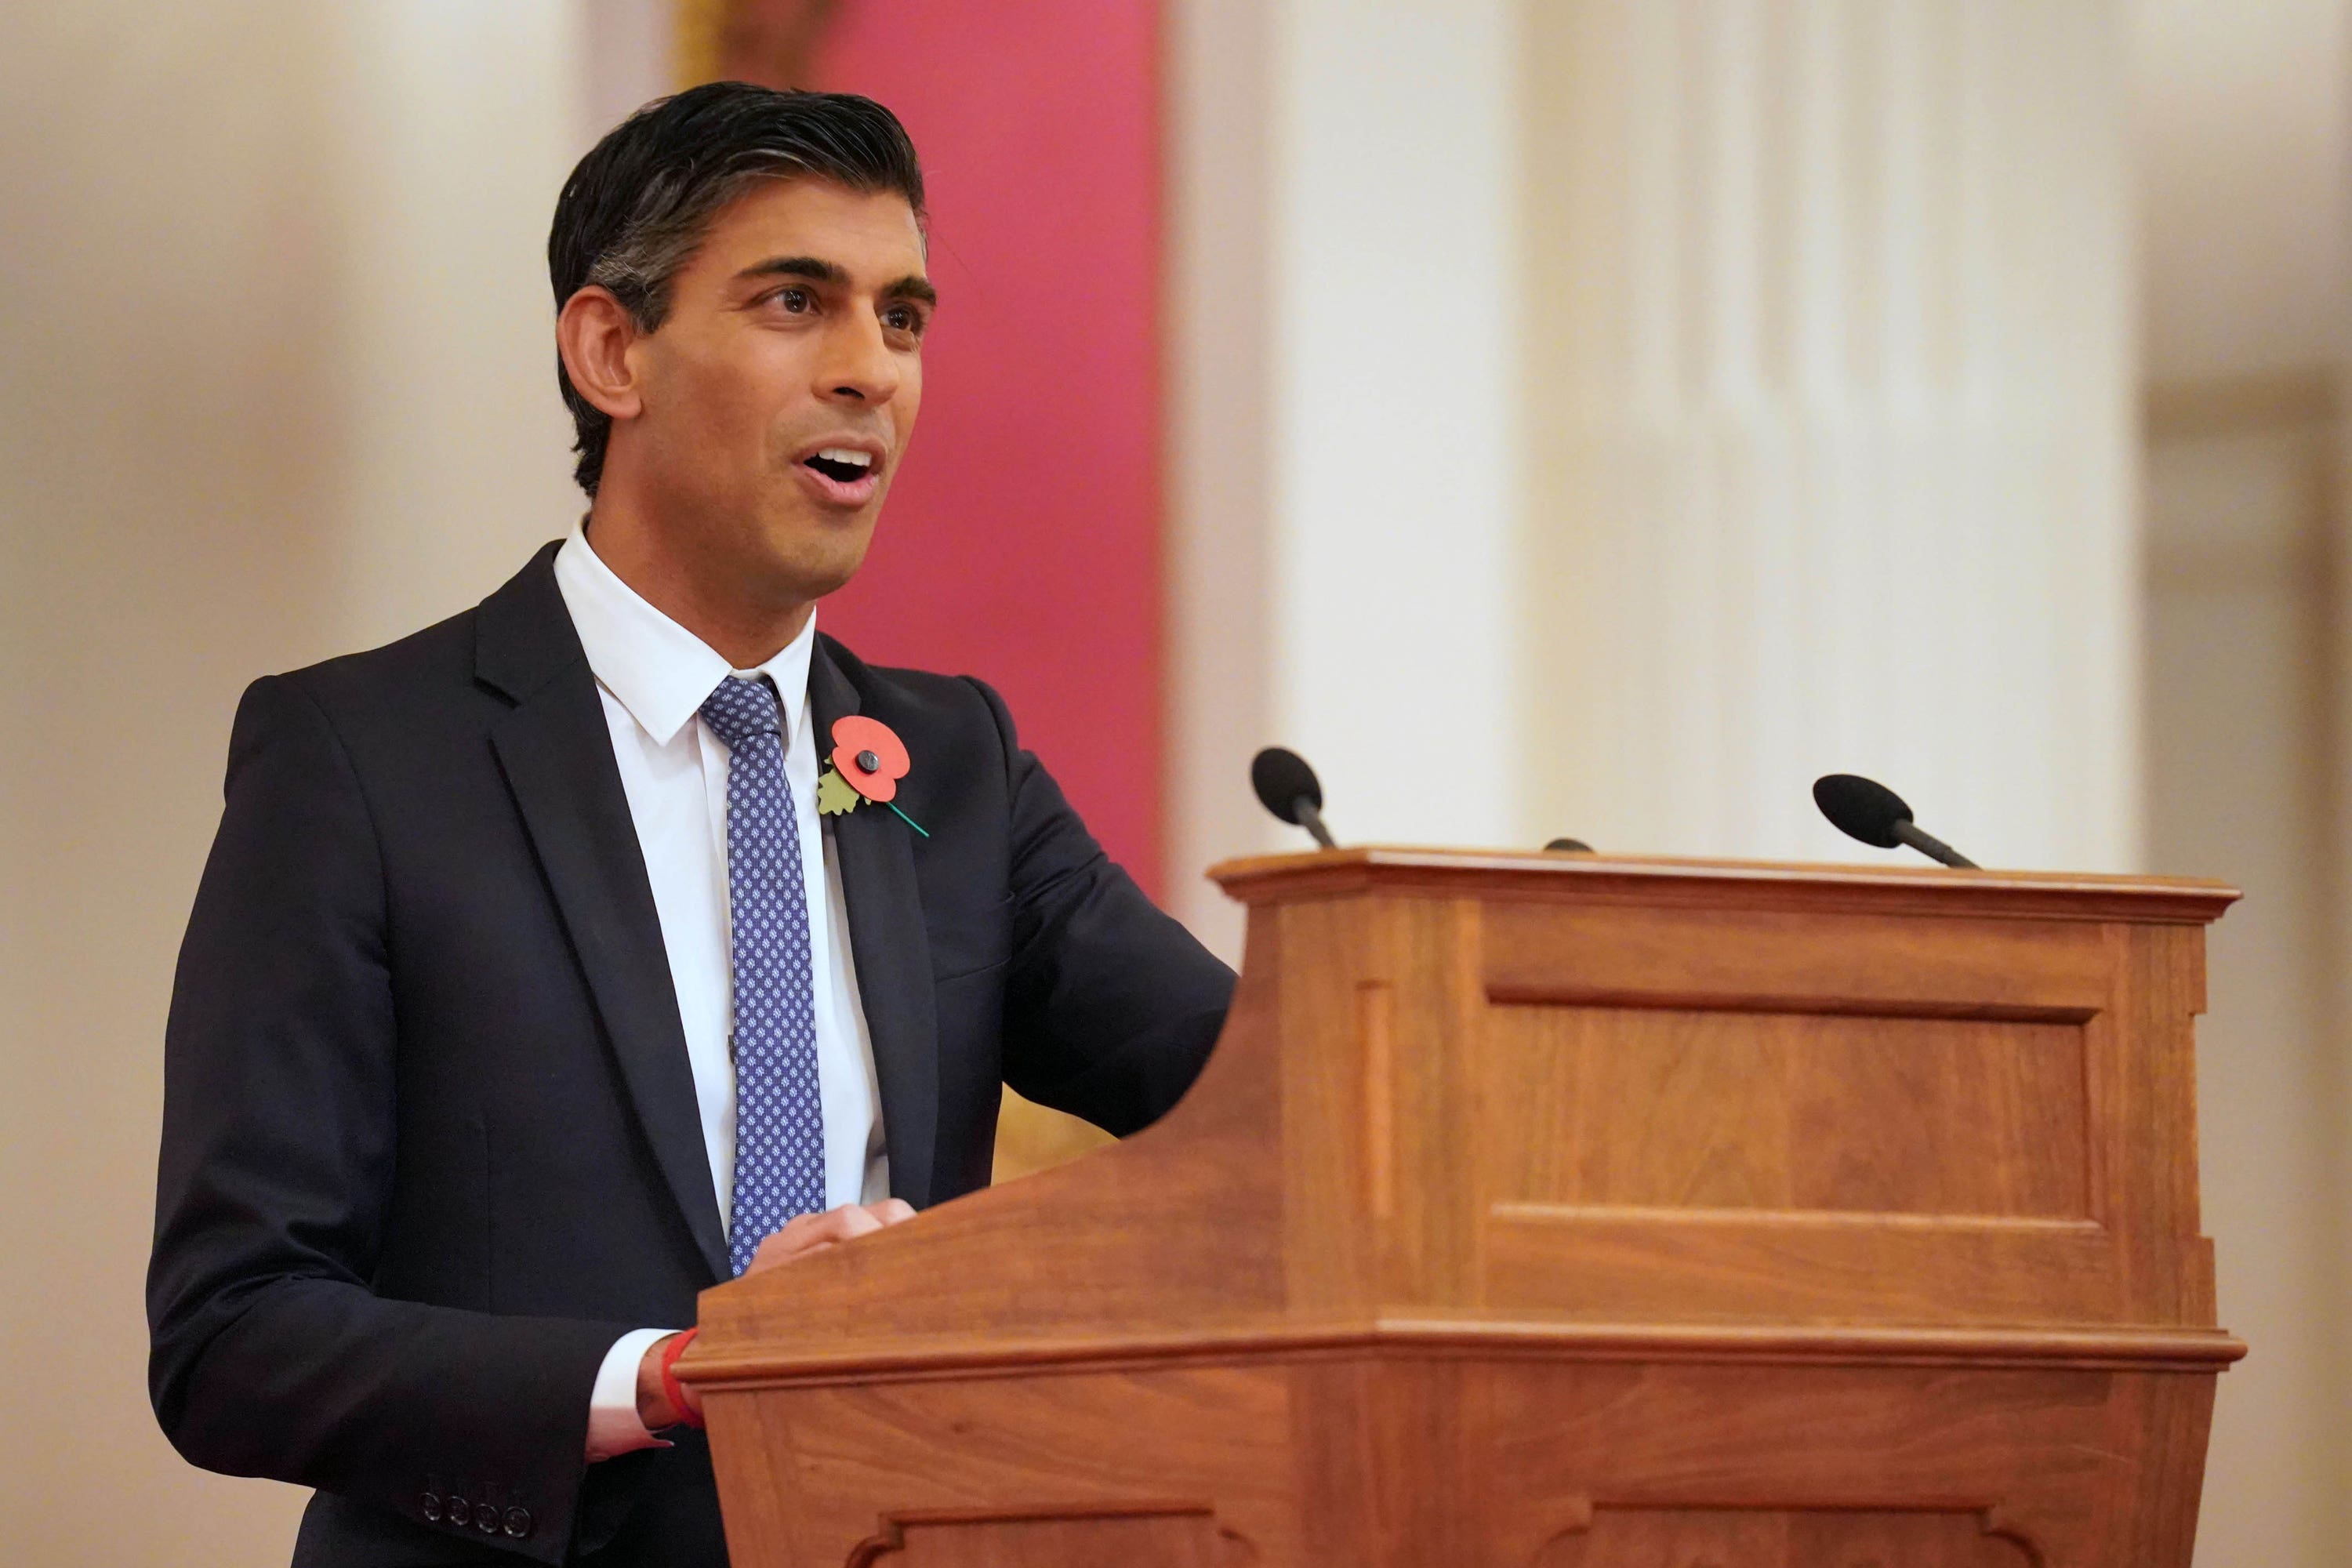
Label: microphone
xmin=1250 ymin=746 xmax=1337 ymax=849
xmin=1543 ymin=837 xmax=1593 ymax=853
xmin=1812 ymin=774 xmax=1979 ymax=869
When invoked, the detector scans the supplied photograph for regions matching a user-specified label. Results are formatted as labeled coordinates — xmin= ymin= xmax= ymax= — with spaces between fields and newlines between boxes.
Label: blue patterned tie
xmin=699 ymin=675 xmax=826 ymax=1276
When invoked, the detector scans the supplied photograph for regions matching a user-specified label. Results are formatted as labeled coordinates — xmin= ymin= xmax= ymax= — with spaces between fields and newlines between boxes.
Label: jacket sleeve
xmin=969 ymin=679 xmax=1237 ymax=1134
xmin=147 ymin=674 xmax=628 ymax=1564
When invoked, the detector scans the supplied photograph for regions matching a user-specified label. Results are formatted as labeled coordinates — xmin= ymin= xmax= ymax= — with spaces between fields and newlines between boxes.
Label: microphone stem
xmin=1294 ymin=797 xmax=1337 ymax=850
xmin=1893 ymin=820 xmax=1978 ymax=869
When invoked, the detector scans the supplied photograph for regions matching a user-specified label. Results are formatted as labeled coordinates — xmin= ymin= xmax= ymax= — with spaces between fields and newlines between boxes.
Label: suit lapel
xmin=810 ymin=639 xmax=940 ymax=1206
xmin=478 ymin=548 xmax=730 ymax=1281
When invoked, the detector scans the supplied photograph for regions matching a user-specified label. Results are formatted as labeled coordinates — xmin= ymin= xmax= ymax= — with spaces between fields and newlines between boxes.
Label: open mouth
xmin=802 ymin=447 xmax=877 ymax=485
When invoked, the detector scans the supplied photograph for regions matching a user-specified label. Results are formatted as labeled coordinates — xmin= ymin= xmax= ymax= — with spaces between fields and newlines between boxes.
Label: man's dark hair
xmin=549 ymin=82 xmax=926 ymax=495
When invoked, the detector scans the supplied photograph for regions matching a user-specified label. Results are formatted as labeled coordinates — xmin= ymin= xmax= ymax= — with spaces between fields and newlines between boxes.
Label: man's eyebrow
xmin=735 ymin=255 xmax=848 ymax=286
xmin=733 ymin=256 xmax=936 ymax=307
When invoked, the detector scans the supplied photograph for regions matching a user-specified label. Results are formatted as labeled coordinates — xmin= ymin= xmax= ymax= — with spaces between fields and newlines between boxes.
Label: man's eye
xmin=884 ymin=305 xmax=925 ymax=336
xmin=775 ymin=287 xmax=813 ymax=313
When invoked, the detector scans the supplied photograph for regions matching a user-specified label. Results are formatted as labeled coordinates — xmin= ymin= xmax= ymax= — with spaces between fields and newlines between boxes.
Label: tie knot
xmin=699 ymin=676 xmax=782 ymax=747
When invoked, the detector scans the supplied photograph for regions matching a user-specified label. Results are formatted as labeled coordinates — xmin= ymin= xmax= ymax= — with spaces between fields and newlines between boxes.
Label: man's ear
xmin=557 ymin=286 xmax=646 ymax=422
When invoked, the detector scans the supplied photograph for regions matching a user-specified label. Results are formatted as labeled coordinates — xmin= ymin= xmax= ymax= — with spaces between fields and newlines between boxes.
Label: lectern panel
xmin=713 ymin=1367 xmax=1297 ymax=1568
xmin=1481 ymin=1004 xmax=2092 ymax=1219
xmin=1481 ymin=902 xmax=2114 ymax=1017
xmin=845 ymin=1506 xmax=1248 ymax=1568
xmin=1481 ymin=1206 xmax=2117 ymax=1323
xmin=1530 ymin=1507 xmax=2034 ymax=1568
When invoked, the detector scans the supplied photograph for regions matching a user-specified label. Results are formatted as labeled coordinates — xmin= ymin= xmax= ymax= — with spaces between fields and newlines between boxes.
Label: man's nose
xmin=815 ymin=312 xmax=902 ymax=406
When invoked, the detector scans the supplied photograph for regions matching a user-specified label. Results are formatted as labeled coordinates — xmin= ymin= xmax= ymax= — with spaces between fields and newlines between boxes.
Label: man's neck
xmin=581 ymin=503 xmax=813 ymax=670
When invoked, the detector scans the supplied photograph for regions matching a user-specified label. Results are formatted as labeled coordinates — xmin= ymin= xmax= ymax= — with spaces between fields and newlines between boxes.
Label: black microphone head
xmin=1250 ymin=746 xmax=1323 ymax=826
xmin=1543 ymin=837 xmax=1593 ymax=853
xmin=1813 ymin=773 xmax=1915 ymax=850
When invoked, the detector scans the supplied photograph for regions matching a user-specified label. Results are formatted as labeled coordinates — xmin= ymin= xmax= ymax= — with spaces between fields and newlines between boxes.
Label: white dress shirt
xmin=553 ymin=524 xmax=887 ymax=1459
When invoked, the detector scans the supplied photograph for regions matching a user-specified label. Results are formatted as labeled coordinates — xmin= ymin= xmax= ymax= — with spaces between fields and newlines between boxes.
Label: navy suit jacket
xmin=147 ymin=543 xmax=1235 ymax=1566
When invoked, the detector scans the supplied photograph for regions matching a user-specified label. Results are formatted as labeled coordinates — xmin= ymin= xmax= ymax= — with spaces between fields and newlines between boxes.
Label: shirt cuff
xmin=586 ymin=1327 xmax=680 ymax=1462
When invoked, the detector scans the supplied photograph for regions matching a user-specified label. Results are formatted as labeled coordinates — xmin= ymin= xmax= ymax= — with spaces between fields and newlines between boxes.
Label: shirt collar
xmin=552 ymin=520 xmax=815 ymax=747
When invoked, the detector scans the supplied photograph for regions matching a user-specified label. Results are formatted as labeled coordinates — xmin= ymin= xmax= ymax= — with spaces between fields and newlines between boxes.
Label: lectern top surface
xmin=1208 ymin=846 xmax=2239 ymax=925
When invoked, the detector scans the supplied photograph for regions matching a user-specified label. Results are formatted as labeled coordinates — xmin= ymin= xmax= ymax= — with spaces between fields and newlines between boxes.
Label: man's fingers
xmin=746 ymin=1213 xmax=834 ymax=1272
xmin=743 ymin=1203 xmax=915 ymax=1274
xmin=743 ymin=1231 xmax=793 ymax=1274
xmin=787 ymin=1206 xmax=869 ymax=1247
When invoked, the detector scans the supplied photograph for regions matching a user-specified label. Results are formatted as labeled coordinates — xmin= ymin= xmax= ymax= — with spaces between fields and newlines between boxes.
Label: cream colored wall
xmin=2131 ymin=2 xmax=2352 ymax=1559
xmin=1516 ymin=0 xmax=2138 ymax=871
xmin=1166 ymin=0 xmax=1526 ymax=960
xmin=0 ymin=5 xmax=586 ymax=1563
xmin=1164 ymin=0 xmax=1278 ymax=959
xmin=2133 ymin=0 xmax=2350 ymax=382
xmin=2143 ymin=401 xmax=2350 ymax=1565
xmin=1171 ymin=0 xmax=2145 ymax=902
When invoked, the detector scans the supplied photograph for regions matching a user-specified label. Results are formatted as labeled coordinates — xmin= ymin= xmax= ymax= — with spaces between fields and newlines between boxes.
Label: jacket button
xmin=504 ymin=1507 xmax=533 ymax=1539
xmin=476 ymin=1505 xmax=499 ymax=1534
xmin=419 ymin=1492 xmax=441 ymax=1523
xmin=446 ymin=1496 xmax=470 ymax=1528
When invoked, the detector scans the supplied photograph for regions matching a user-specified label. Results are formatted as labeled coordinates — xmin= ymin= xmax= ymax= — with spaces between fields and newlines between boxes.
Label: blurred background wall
xmin=2132 ymin=2 xmax=2352 ymax=1559
xmin=1 ymin=5 xmax=583 ymax=1563
xmin=2 ymin=1 xmax=2344 ymax=1563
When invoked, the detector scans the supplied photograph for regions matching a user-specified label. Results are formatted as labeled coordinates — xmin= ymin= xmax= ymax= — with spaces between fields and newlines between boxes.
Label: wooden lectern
xmin=680 ymin=850 xmax=2243 ymax=1566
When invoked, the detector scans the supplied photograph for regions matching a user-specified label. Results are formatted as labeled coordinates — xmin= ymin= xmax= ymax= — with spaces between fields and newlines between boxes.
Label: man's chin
xmin=745 ymin=518 xmax=877 ymax=605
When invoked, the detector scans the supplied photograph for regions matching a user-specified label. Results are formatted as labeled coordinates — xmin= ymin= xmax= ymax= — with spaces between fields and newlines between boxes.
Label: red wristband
xmin=658 ymin=1327 xmax=704 ymax=1431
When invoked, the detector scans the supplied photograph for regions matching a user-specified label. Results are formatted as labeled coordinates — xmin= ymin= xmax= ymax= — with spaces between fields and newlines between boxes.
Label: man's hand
xmin=745 ymin=1198 xmax=917 ymax=1276
xmin=634 ymin=1200 xmax=917 ymax=1429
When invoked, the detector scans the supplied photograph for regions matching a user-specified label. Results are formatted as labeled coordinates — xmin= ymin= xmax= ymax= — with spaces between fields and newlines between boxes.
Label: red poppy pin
xmin=816 ymin=716 xmax=928 ymax=837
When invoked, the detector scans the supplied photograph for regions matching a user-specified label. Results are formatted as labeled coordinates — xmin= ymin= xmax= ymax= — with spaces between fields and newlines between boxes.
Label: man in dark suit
xmin=148 ymin=84 xmax=1233 ymax=1566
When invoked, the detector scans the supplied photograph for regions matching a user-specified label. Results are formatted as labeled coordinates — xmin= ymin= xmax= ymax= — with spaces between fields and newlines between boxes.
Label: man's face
xmin=619 ymin=177 xmax=931 ymax=604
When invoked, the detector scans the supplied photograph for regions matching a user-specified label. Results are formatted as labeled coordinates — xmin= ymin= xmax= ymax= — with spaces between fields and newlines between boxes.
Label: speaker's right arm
xmin=147 ymin=673 xmax=622 ymax=1565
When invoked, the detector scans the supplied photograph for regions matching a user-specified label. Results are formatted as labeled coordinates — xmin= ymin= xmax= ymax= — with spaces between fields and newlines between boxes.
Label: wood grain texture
xmin=846 ymin=1504 xmax=1253 ymax=1568
xmin=682 ymin=849 xmax=2242 ymax=1566
xmin=1531 ymin=1505 xmax=2036 ymax=1568
xmin=1483 ymin=1006 xmax=2092 ymax=1216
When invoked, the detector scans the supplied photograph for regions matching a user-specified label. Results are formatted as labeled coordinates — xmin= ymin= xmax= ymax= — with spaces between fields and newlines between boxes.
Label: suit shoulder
xmin=263 ymin=605 xmax=485 ymax=729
